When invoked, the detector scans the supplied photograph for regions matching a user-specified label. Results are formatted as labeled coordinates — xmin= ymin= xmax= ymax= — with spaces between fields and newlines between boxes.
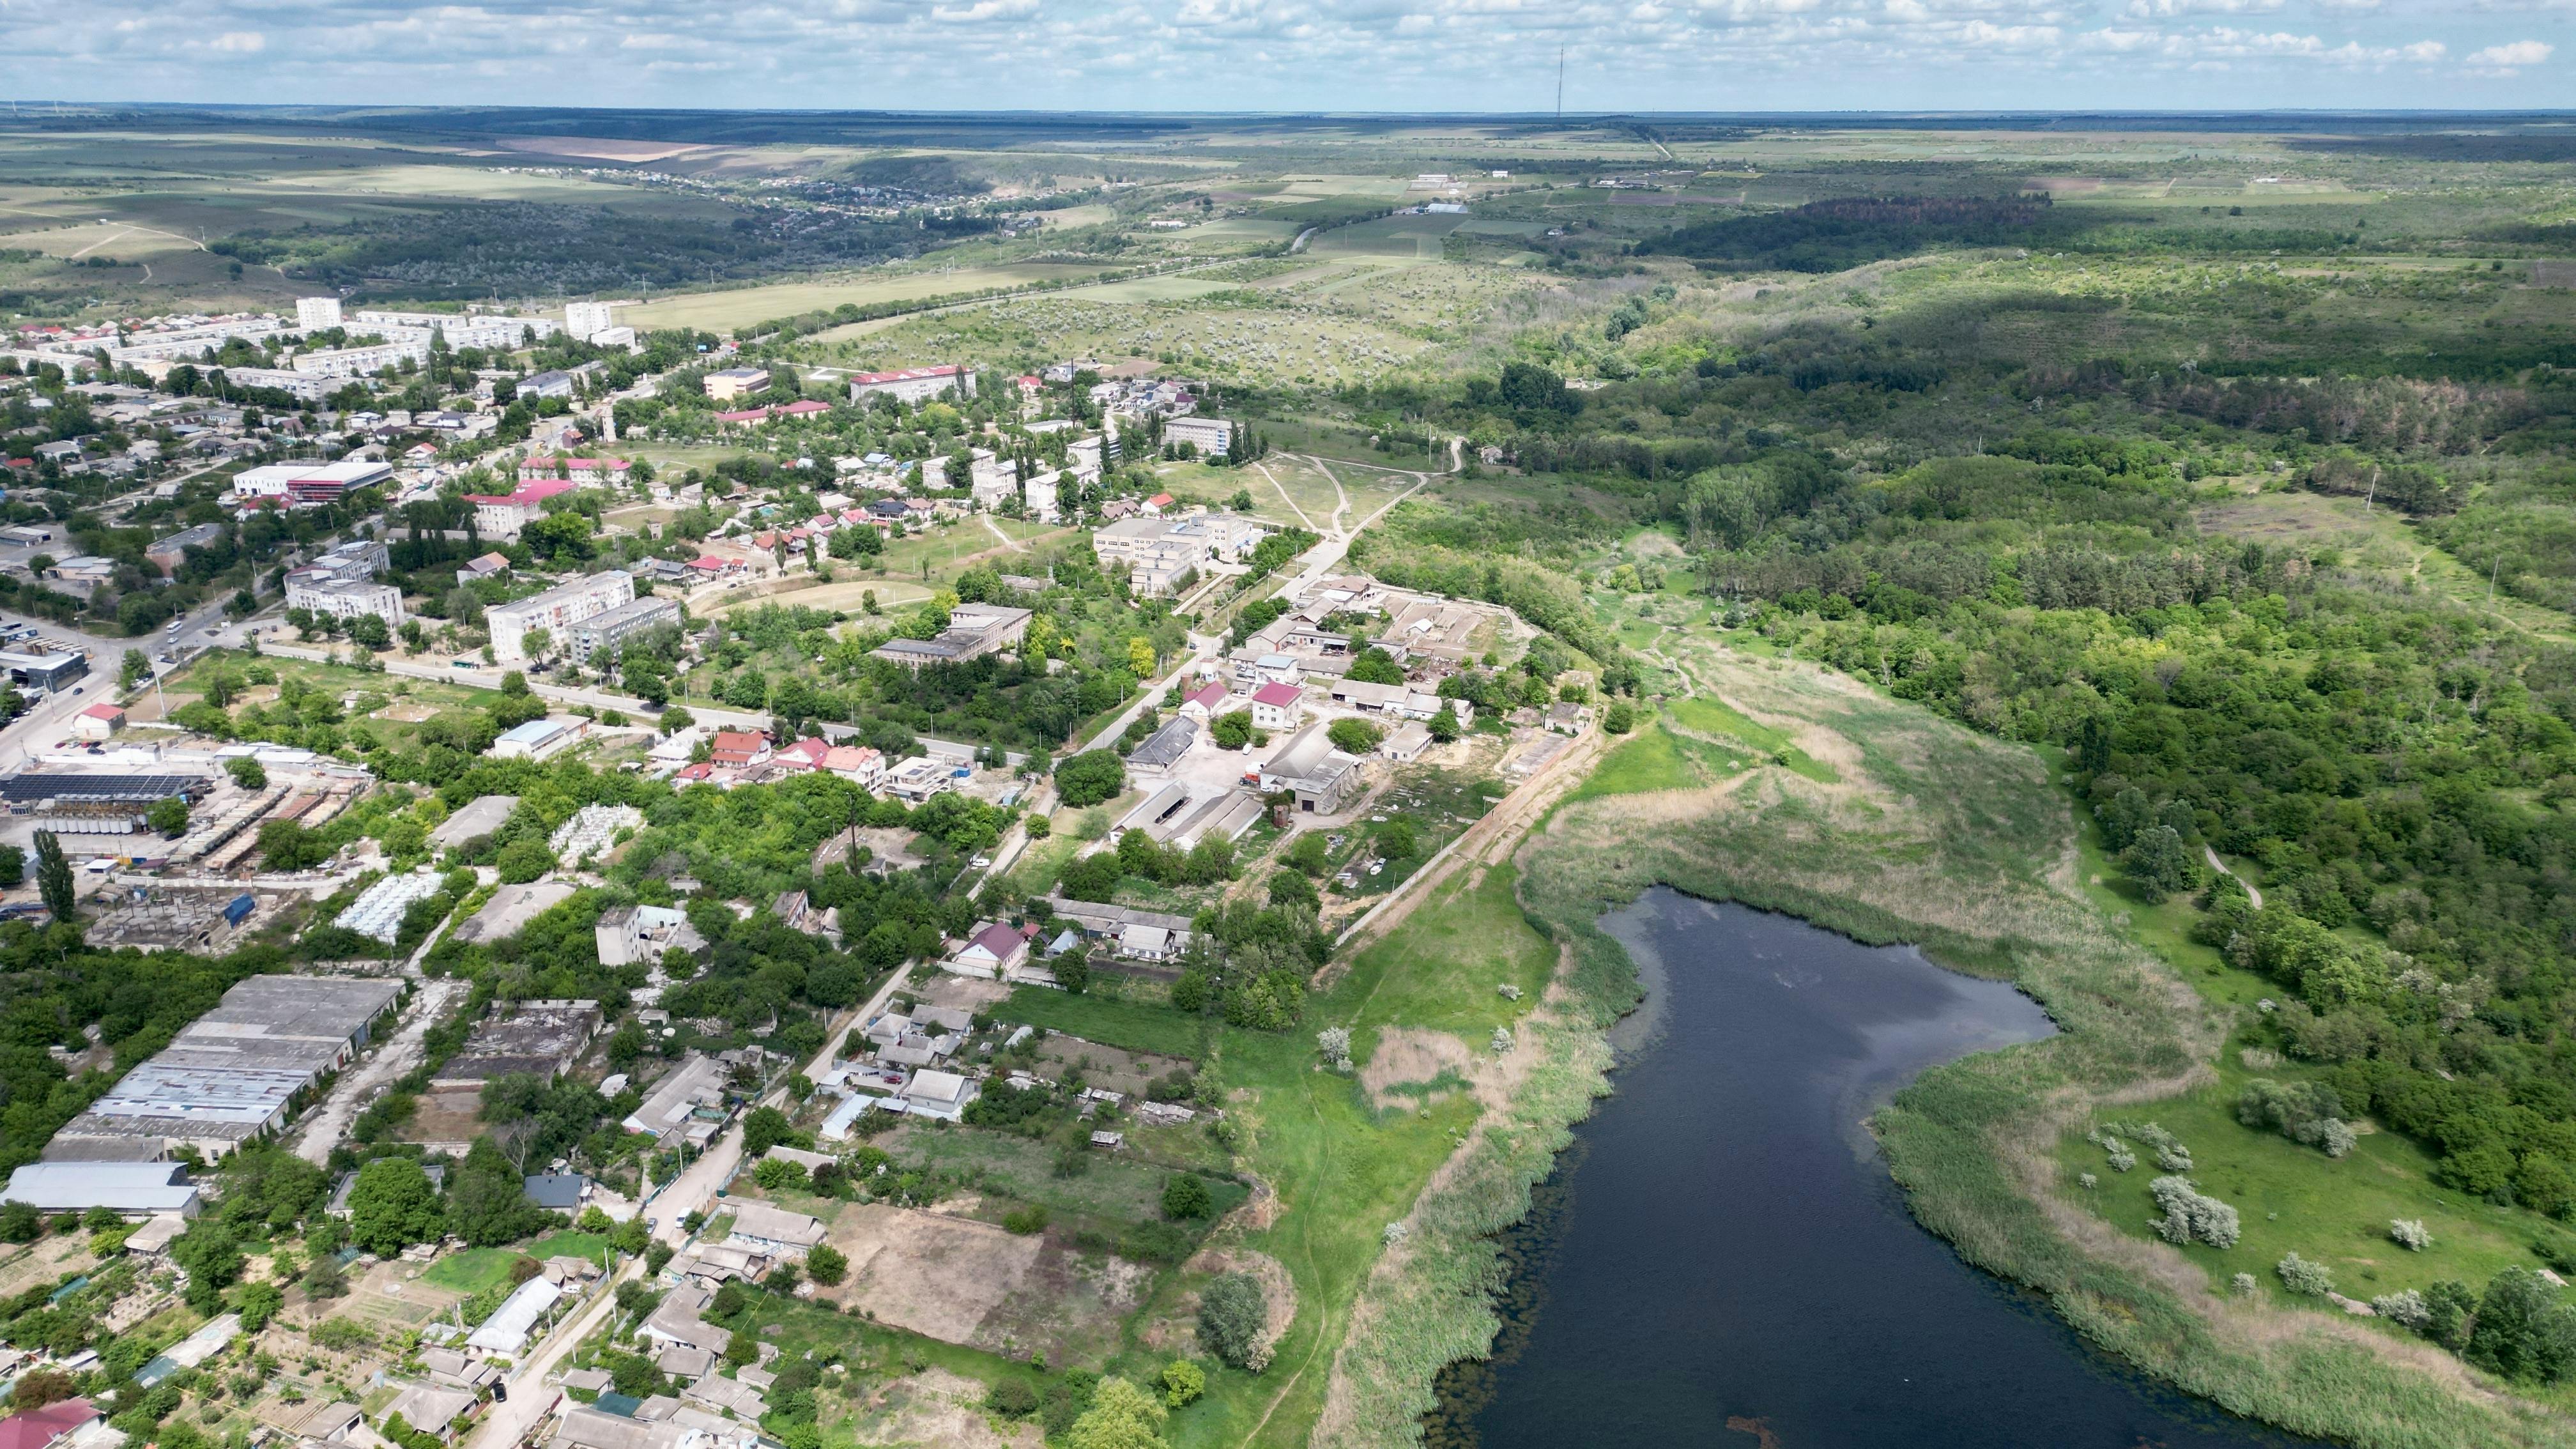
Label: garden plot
xmin=813 ymin=1204 xmax=1144 ymax=1365
xmin=1023 ymin=1034 xmax=1192 ymax=1101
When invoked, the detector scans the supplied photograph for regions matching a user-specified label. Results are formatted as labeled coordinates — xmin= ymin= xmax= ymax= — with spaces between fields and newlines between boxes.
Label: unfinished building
xmin=429 ymin=999 xmax=602 ymax=1090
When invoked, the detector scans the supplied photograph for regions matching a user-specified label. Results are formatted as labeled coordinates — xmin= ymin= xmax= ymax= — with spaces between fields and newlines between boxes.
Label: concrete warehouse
xmin=44 ymin=976 xmax=404 ymax=1162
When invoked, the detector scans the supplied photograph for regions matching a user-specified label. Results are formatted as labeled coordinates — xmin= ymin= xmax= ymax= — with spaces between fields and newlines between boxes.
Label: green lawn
xmin=1665 ymin=694 xmax=1840 ymax=783
xmin=1565 ymin=721 xmax=1699 ymax=801
xmin=1000 ymin=990 xmax=1213 ymax=1060
xmin=421 ymin=1248 xmax=524 ymax=1294
xmin=1342 ymin=864 xmax=1552 ymax=1045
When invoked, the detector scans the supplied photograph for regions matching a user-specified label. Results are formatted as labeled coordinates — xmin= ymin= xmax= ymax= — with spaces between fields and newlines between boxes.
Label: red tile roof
xmin=1252 ymin=682 xmax=1301 ymax=708
xmin=850 ymin=365 xmax=965 ymax=386
xmin=0 ymin=1400 xmax=98 ymax=1449
xmin=773 ymin=399 xmax=829 ymax=415
xmin=967 ymin=921 xmax=1024 ymax=960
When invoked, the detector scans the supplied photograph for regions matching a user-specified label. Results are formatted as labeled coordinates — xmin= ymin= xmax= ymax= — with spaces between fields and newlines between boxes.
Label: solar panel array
xmin=0 ymin=772 xmax=209 ymax=802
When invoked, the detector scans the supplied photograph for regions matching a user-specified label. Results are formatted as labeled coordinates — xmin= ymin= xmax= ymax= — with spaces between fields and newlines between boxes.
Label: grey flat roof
xmin=3 ymin=1162 xmax=198 ymax=1212
xmin=429 ymin=794 xmax=519 ymax=848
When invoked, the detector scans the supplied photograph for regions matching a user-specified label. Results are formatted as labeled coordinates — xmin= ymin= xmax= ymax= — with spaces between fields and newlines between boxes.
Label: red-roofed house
xmin=774 ymin=399 xmax=830 ymax=418
xmin=710 ymin=731 xmax=772 ymax=769
xmin=1250 ymin=681 xmax=1303 ymax=731
xmin=68 ymin=702 xmax=125 ymax=741
xmin=462 ymin=477 xmax=575 ymax=539
xmin=1143 ymin=493 xmax=1174 ymax=516
xmin=947 ymin=921 xmax=1029 ymax=979
xmin=822 ymin=744 xmax=884 ymax=787
xmin=713 ymin=408 xmax=771 ymax=427
xmin=0 ymin=1399 xmax=102 ymax=1449
xmin=771 ymin=738 xmax=832 ymax=773
xmin=1179 ymin=681 xmax=1232 ymax=719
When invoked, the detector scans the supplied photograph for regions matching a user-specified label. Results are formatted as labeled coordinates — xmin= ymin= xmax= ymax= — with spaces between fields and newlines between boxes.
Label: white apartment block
xmin=104 ymin=323 xmax=289 ymax=368
xmin=355 ymin=310 xmax=559 ymax=351
xmin=1162 ymin=415 xmax=1234 ymax=456
xmin=210 ymin=368 xmax=331 ymax=402
xmin=486 ymin=570 xmax=636 ymax=661
xmin=293 ymin=333 xmax=432 ymax=379
xmin=286 ymin=576 xmax=404 ymax=626
xmin=296 ymin=297 xmax=344 ymax=332
xmin=565 ymin=302 xmax=618 ymax=341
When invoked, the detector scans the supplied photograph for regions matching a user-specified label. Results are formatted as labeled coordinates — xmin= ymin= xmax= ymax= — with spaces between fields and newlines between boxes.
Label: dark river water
xmin=1425 ymin=889 xmax=2323 ymax=1449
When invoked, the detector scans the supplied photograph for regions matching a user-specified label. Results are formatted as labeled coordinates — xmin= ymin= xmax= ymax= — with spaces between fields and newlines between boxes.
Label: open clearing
xmin=815 ymin=1203 xmax=1144 ymax=1366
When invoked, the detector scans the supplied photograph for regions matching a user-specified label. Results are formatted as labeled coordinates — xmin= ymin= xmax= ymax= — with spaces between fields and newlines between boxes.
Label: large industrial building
xmin=43 ymin=976 xmax=404 ymax=1162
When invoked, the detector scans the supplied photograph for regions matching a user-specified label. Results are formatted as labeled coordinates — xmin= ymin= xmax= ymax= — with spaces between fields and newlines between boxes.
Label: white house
xmin=1249 ymin=681 xmax=1302 ymax=732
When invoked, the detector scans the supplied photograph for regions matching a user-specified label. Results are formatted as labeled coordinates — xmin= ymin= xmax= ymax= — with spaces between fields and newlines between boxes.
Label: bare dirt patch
xmin=1357 ymin=1027 xmax=1475 ymax=1108
xmin=819 ymin=1204 xmax=1137 ymax=1366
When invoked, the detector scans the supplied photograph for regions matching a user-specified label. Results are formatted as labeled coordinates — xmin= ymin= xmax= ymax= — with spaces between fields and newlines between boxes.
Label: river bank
xmin=1316 ymin=640 xmax=2576 ymax=1449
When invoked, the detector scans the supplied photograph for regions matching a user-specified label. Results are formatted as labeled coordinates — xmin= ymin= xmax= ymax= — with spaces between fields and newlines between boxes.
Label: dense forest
xmin=1332 ymin=206 xmax=2576 ymax=1234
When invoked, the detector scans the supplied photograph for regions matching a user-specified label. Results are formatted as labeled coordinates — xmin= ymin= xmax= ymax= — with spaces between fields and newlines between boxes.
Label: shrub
xmin=1162 ymin=1175 xmax=1213 ymax=1220
xmin=2147 ymin=1176 xmax=2240 ymax=1249
xmin=806 ymin=1245 xmax=847 ymax=1285
xmin=2391 ymin=1218 xmax=2432 ymax=1252
xmin=1065 ymin=1377 xmax=1164 ymax=1448
xmin=2237 ymin=1079 xmax=2356 ymax=1158
xmin=985 ymin=1379 xmax=1039 ymax=1418
xmin=2230 ymin=1272 xmax=2258 ymax=1298
xmin=2276 ymin=1253 xmax=2334 ymax=1296
xmin=1197 ymin=1273 xmax=1269 ymax=1371
xmin=1002 ymin=1206 xmax=1050 ymax=1236
xmin=2373 ymin=1289 xmax=2432 ymax=1330
xmin=1160 ymin=1359 xmax=1204 ymax=1408
xmin=1326 ymin=719 xmax=1383 ymax=755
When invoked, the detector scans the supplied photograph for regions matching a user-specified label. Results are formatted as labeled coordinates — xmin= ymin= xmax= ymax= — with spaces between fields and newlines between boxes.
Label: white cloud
xmin=0 ymin=0 xmax=2546 ymax=108
xmin=2466 ymin=38 xmax=2552 ymax=69
xmin=2124 ymin=0 xmax=2279 ymax=17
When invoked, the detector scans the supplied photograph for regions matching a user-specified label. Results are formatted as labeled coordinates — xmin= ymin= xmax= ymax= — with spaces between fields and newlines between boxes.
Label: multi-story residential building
xmin=569 ymin=595 xmax=682 ymax=663
xmin=565 ymin=302 xmax=618 ymax=342
xmin=1162 ymin=414 xmax=1234 ymax=457
xmin=353 ymin=310 xmax=559 ymax=351
xmin=291 ymin=333 xmax=432 ymax=379
xmin=286 ymin=576 xmax=404 ymax=627
xmin=847 ymin=364 xmax=975 ymax=404
xmin=296 ymin=297 xmax=344 ymax=332
xmin=463 ymin=479 xmax=574 ymax=539
xmin=208 ymin=367 xmax=331 ymax=402
xmin=486 ymin=570 xmax=636 ymax=661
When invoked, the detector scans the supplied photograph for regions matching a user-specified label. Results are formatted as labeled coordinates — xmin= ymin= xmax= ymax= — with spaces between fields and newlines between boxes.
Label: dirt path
xmin=979 ymin=515 xmax=1028 ymax=553
xmin=1252 ymin=459 xmax=1323 ymax=535
xmin=292 ymin=976 xmax=467 ymax=1165
xmin=2204 ymin=845 xmax=2262 ymax=908
xmin=1330 ymin=724 xmax=1606 ymax=976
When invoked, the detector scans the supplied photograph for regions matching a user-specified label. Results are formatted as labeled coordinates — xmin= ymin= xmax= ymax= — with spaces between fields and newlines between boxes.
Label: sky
xmin=6 ymin=0 xmax=2566 ymax=113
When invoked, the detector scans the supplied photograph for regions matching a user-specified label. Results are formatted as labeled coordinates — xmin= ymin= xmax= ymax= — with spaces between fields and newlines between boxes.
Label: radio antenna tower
xmin=1555 ymin=47 xmax=1566 ymax=120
